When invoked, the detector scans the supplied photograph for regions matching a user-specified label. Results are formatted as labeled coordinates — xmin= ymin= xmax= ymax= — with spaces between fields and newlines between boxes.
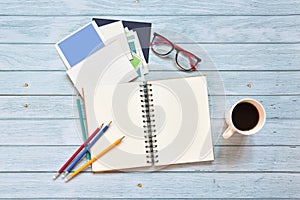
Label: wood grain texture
xmin=0 ymin=16 xmax=300 ymax=43
xmin=1 ymin=146 xmax=299 ymax=172
xmin=1 ymin=0 xmax=299 ymax=198
xmin=0 ymin=95 xmax=299 ymax=119
xmin=0 ymin=0 xmax=299 ymax=15
xmin=0 ymin=173 xmax=299 ymax=198
xmin=1 ymin=44 xmax=300 ymax=71
xmin=1 ymin=71 xmax=300 ymax=95
xmin=1 ymin=119 xmax=299 ymax=146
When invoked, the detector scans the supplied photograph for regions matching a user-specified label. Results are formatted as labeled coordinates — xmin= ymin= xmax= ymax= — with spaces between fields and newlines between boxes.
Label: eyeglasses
xmin=150 ymin=32 xmax=201 ymax=71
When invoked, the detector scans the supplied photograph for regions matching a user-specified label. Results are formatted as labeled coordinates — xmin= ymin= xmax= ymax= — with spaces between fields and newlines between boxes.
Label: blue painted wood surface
xmin=0 ymin=0 xmax=299 ymax=198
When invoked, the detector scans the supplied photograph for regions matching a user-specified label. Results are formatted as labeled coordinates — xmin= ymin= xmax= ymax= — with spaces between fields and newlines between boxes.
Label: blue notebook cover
xmin=56 ymin=22 xmax=105 ymax=68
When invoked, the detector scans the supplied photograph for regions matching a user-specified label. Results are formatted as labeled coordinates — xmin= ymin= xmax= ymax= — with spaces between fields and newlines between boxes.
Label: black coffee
xmin=232 ymin=102 xmax=259 ymax=131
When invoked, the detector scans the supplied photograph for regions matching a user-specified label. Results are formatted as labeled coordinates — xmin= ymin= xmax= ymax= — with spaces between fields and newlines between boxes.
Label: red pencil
xmin=53 ymin=123 xmax=104 ymax=180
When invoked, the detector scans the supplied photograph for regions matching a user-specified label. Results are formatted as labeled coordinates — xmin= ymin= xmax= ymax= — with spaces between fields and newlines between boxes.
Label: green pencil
xmin=76 ymin=96 xmax=91 ymax=160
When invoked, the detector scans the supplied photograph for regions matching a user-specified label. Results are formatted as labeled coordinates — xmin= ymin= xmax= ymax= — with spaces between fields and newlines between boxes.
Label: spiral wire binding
xmin=139 ymin=82 xmax=158 ymax=164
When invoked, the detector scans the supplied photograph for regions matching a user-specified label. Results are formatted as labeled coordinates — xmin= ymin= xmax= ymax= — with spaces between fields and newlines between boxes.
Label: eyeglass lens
xmin=151 ymin=33 xmax=199 ymax=71
xmin=176 ymin=51 xmax=198 ymax=71
xmin=151 ymin=34 xmax=174 ymax=55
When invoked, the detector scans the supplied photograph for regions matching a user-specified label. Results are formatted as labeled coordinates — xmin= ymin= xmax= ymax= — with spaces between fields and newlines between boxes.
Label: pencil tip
xmin=121 ymin=136 xmax=125 ymax=140
xmin=64 ymin=177 xmax=71 ymax=183
xmin=99 ymin=123 xmax=104 ymax=130
xmin=62 ymin=171 xmax=68 ymax=178
xmin=108 ymin=121 xmax=112 ymax=126
xmin=52 ymin=172 xmax=60 ymax=180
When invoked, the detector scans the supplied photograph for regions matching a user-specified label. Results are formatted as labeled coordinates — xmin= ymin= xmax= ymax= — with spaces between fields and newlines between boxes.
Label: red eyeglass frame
xmin=150 ymin=32 xmax=202 ymax=71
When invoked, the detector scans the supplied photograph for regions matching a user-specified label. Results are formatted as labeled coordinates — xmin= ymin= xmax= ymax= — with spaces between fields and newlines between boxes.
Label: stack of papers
xmin=55 ymin=19 xmax=152 ymax=95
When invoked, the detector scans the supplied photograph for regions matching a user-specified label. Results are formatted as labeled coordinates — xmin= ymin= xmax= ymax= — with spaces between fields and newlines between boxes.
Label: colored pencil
xmin=65 ymin=136 xmax=125 ymax=182
xmin=52 ymin=123 xmax=103 ymax=180
xmin=63 ymin=121 xmax=112 ymax=178
xmin=81 ymin=88 xmax=90 ymax=140
xmin=76 ymin=95 xmax=90 ymax=160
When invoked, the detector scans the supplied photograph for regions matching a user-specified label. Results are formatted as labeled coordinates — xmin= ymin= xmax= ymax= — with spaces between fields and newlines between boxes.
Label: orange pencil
xmin=65 ymin=136 xmax=125 ymax=182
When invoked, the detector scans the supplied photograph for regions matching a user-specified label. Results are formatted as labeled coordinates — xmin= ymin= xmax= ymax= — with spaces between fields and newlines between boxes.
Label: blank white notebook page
xmin=89 ymin=82 xmax=151 ymax=172
xmin=149 ymin=76 xmax=214 ymax=167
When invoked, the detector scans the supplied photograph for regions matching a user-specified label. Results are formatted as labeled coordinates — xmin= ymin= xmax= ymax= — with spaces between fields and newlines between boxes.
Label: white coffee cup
xmin=223 ymin=98 xmax=266 ymax=139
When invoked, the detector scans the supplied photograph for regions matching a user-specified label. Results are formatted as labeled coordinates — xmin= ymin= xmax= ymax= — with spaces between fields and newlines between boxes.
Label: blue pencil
xmin=62 ymin=121 xmax=112 ymax=177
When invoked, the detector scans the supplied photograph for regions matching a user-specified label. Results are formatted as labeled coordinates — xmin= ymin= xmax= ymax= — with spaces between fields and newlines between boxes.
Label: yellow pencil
xmin=64 ymin=136 xmax=125 ymax=182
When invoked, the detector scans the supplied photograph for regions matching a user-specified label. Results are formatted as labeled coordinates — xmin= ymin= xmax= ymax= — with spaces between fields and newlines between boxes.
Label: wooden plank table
xmin=0 ymin=0 xmax=299 ymax=198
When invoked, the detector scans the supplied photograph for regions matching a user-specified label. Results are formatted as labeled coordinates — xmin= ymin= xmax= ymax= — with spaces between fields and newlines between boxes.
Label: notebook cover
xmin=55 ymin=21 xmax=105 ymax=69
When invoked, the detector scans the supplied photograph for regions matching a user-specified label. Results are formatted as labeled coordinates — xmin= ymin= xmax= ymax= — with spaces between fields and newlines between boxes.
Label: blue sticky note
xmin=56 ymin=22 xmax=105 ymax=68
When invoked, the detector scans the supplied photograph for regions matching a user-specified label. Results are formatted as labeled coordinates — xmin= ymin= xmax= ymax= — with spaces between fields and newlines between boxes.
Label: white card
xmin=98 ymin=21 xmax=133 ymax=60
xmin=67 ymin=41 xmax=138 ymax=96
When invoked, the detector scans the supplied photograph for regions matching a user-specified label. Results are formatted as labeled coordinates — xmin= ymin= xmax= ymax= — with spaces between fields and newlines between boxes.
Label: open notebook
xmin=84 ymin=76 xmax=214 ymax=171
